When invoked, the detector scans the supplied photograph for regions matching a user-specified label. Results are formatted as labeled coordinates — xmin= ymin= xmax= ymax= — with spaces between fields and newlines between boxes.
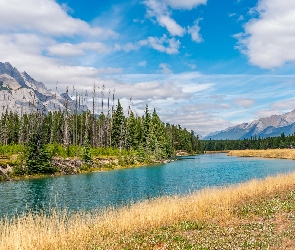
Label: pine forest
xmin=0 ymin=90 xmax=202 ymax=178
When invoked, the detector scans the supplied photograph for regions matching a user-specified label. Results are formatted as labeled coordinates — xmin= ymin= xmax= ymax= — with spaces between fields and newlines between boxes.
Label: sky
xmin=0 ymin=0 xmax=295 ymax=136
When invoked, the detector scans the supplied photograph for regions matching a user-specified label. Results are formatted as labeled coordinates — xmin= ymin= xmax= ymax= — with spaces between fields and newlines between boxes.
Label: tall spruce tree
xmin=111 ymin=100 xmax=125 ymax=148
xmin=26 ymin=128 xmax=55 ymax=174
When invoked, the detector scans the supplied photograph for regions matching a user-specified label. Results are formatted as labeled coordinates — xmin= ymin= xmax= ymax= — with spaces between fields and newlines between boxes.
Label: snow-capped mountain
xmin=203 ymin=110 xmax=295 ymax=140
xmin=0 ymin=62 xmax=87 ymax=115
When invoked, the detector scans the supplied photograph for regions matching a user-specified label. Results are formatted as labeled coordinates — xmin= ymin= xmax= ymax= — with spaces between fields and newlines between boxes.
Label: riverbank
xmin=227 ymin=149 xmax=295 ymax=160
xmin=205 ymin=150 xmax=229 ymax=154
xmin=0 ymin=154 xmax=173 ymax=181
xmin=1 ymin=170 xmax=295 ymax=249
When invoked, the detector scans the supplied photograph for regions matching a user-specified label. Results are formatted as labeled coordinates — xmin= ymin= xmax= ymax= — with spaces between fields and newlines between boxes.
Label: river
xmin=1 ymin=153 xmax=295 ymax=218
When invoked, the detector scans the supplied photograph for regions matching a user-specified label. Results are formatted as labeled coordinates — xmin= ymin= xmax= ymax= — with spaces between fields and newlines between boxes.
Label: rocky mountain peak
xmin=204 ymin=109 xmax=295 ymax=140
xmin=0 ymin=62 xmax=27 ymax=88
xmin=0 ymin=62 xmax=88 ymax=115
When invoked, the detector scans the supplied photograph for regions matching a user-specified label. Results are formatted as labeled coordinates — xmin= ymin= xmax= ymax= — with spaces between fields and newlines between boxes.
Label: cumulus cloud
xmin=163 ymin=0 xmax=207 ymax=10
xmin=234 ymin=98 xmax=255 ymax=108
xmin=47 ymin=43 xmax=85 ymax=57
xmin=158 ymin=16 xmax=186 ymax=36
xmin=158 ymin=63 xmax=173 ymax=74
xmin=95 ymin=78 xmax=190 ymax=101
xmin=0 ymin=33 xmax=122 ymax=91
xmin=47 ymin=42 xmax=113 ymax=57
xmin=187 ymin=63 xmax=197 ymax=69
xmin=139 ymin=35 xmax=180 ymax=54
xmin=114 ymin=35 xmax=180 ymax=54
xmin=188 ymin=19 xmax=203 ymax=43
xmin=143 ymin=0 xmax=186 ymax=37
xmin=235 ymin=0 xmax=295 ymax=69
xmin=163 ymin=107 xmax=231 ymax=136
xmin=0 ymin=0 xmax=117 ymax=38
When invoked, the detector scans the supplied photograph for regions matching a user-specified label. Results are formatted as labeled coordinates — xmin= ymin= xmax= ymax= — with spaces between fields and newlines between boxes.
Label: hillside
xmin=0 ymin=62 xmax=86 ymax=115
xmin=204 ymin=110 xmax=295 ymax=140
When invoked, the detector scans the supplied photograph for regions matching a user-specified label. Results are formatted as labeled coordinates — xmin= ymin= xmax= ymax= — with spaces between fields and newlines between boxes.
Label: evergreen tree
xmin=82 ymin=136 xmax=92 ymax=163
xmin=26 ymin=130 xmax=55 ymax=174
xmin=111 ymin=100 xmax=125 ymax=148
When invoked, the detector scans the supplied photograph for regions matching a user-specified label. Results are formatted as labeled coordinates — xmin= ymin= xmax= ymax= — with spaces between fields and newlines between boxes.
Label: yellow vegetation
xmin=1 ymin=170 xmax=295 ymax=249
xmin=227 ymin=148 xmax=295 ymax=160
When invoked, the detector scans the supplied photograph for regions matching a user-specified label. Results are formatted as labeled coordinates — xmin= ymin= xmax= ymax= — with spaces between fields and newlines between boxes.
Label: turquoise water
xmin=1 ymin=153 xmax=295 ymax=217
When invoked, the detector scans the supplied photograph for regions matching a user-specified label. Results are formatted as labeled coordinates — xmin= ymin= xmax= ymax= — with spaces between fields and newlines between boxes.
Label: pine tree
xmin=82 ymin=136 xmax=92 ymax=163
xmin=26 ymin=129 xmax=55 ymax=174
xmin=111 ymin=100 xmax=125 ymax=148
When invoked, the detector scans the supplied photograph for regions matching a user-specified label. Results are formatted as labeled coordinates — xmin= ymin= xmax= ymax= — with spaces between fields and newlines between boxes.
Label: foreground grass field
xmin=1 ymin=170 xmax=295 ymax=249
xmin=228 ymin=149 xmax=295 ymax=160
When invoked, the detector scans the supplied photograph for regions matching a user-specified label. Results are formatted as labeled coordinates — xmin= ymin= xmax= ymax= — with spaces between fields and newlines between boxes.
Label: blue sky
xmin=0 ymin=0 xmax=295 ymax=136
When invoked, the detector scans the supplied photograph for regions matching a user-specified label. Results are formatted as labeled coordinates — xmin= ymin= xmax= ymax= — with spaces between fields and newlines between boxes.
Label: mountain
xmin=203 ymin=110 xmax=295 ymax=140
xmin=0 ymin=62 xmax=87 ymax=115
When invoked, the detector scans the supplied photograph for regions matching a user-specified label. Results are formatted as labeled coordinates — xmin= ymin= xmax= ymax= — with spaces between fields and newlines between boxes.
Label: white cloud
xmin=236 ymin=0 xmax=295 ymax=69
xmin=187 ymin=63 xmax=197 ymax=69
xmin=271 ymin=98 xmax=295 ymax=110
xmin=158 ymin=16 xmax=186 ymax=36
xmin=121 ymin=42 xmax=140 ymax=52
xmin=47 ymin=42 xmax=112 ymax=57
xmin=0 ymin=33 xmax=122 ymax=91
xmin=188 ymin=19 xmax=203 ymax=43
xmin=138 ymin=61 xmax=147 ymax=67
xmin=181 ymin=83 xmax=213 ymax=93
xmin=158 ymin=63 xmax=173 ymax=74
xmin=0 ymin=0 xmax=117 ymax=39
xmin=237 ymin=15 xmax=244 ymax=22
xmin=139 ymin=35 xmax=180 ymax=54
xmin=47 ymin=43 xmax=84 ymax=57
xmin=254 ymin=109 xmax=283 ymax=119
xmin=163 ymin=0 xmax=207 ymax=10
xmin=143 ymin=0 xmax=185 ymax=37
xmin=163 ymin=108 xmax=231 ymax=136
xmin=114 ymin=35 xmax=180 ymax=54
xmin=234 ymin=98 xmax=255 ymax=108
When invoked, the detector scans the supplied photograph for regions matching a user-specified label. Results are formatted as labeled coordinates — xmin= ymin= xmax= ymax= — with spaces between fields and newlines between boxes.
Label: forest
xmin=202 ymin=133 xmax=295 ymax=151
xmin=0 ymin=99 xmax=202 ymax=176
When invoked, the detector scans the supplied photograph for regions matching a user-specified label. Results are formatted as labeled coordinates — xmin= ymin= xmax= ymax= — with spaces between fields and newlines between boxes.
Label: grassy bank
xmin=228 ymin=149 xmax=295 ymax=160
xmin=0 ymin=144 xmax=174 ymax=181
xmin=1 ymin=171 xmax=295 ymax=249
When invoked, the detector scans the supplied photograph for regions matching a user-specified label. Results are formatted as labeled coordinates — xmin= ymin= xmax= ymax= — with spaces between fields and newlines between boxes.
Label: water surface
xmin=1 ymin=153 xmax=295 ymax=217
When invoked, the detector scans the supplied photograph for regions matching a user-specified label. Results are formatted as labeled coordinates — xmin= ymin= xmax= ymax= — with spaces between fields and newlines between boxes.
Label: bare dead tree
xmin=63 ymin=86 xmax=70 ymax=155
xmin=92 ymin=82 xmax=96 ymax=146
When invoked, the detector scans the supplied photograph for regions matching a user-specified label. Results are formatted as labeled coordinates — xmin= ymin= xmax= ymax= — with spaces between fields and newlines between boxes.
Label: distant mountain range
xmin=204 ymin=110 xmax=295 ymax=140
xmin=0 ymin=62 xmax=87 ymax=115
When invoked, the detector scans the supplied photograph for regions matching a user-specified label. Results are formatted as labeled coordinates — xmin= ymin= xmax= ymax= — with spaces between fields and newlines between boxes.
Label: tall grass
xmin=228 ymin=148 xmax=295 ymax=160
xmin=1 ymin=171 xmax=295 ymax=249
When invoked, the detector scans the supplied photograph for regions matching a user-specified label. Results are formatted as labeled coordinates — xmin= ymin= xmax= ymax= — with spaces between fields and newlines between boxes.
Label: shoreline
xmin=227 ymin=148 xmax=295 ymax=160
xmin=0 ymin=156 xmax=176 ymax=182
xmin=1 ymin=169 xmax=295 ymax=249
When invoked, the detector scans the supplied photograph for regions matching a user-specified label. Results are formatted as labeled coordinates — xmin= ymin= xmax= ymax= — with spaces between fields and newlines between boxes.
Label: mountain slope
xmin=204 ymin=110 xmax=295 ymax=140
xmin=0 ymin=62 xmax=87 ymax=115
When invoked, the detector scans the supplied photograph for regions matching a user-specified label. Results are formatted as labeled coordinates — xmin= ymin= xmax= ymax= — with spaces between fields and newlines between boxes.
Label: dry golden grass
xmin=228 ymin=149 xmax=295 ymax=160
xmin=1 ymin=170 xmax=295 ymax=249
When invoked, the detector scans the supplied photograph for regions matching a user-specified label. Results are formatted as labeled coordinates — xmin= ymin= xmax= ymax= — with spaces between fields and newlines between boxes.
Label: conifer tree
xmin=26 ymin=129 xmax=55 ymax=174
xmin=111 ymin=100 xmax=125 ymax=148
